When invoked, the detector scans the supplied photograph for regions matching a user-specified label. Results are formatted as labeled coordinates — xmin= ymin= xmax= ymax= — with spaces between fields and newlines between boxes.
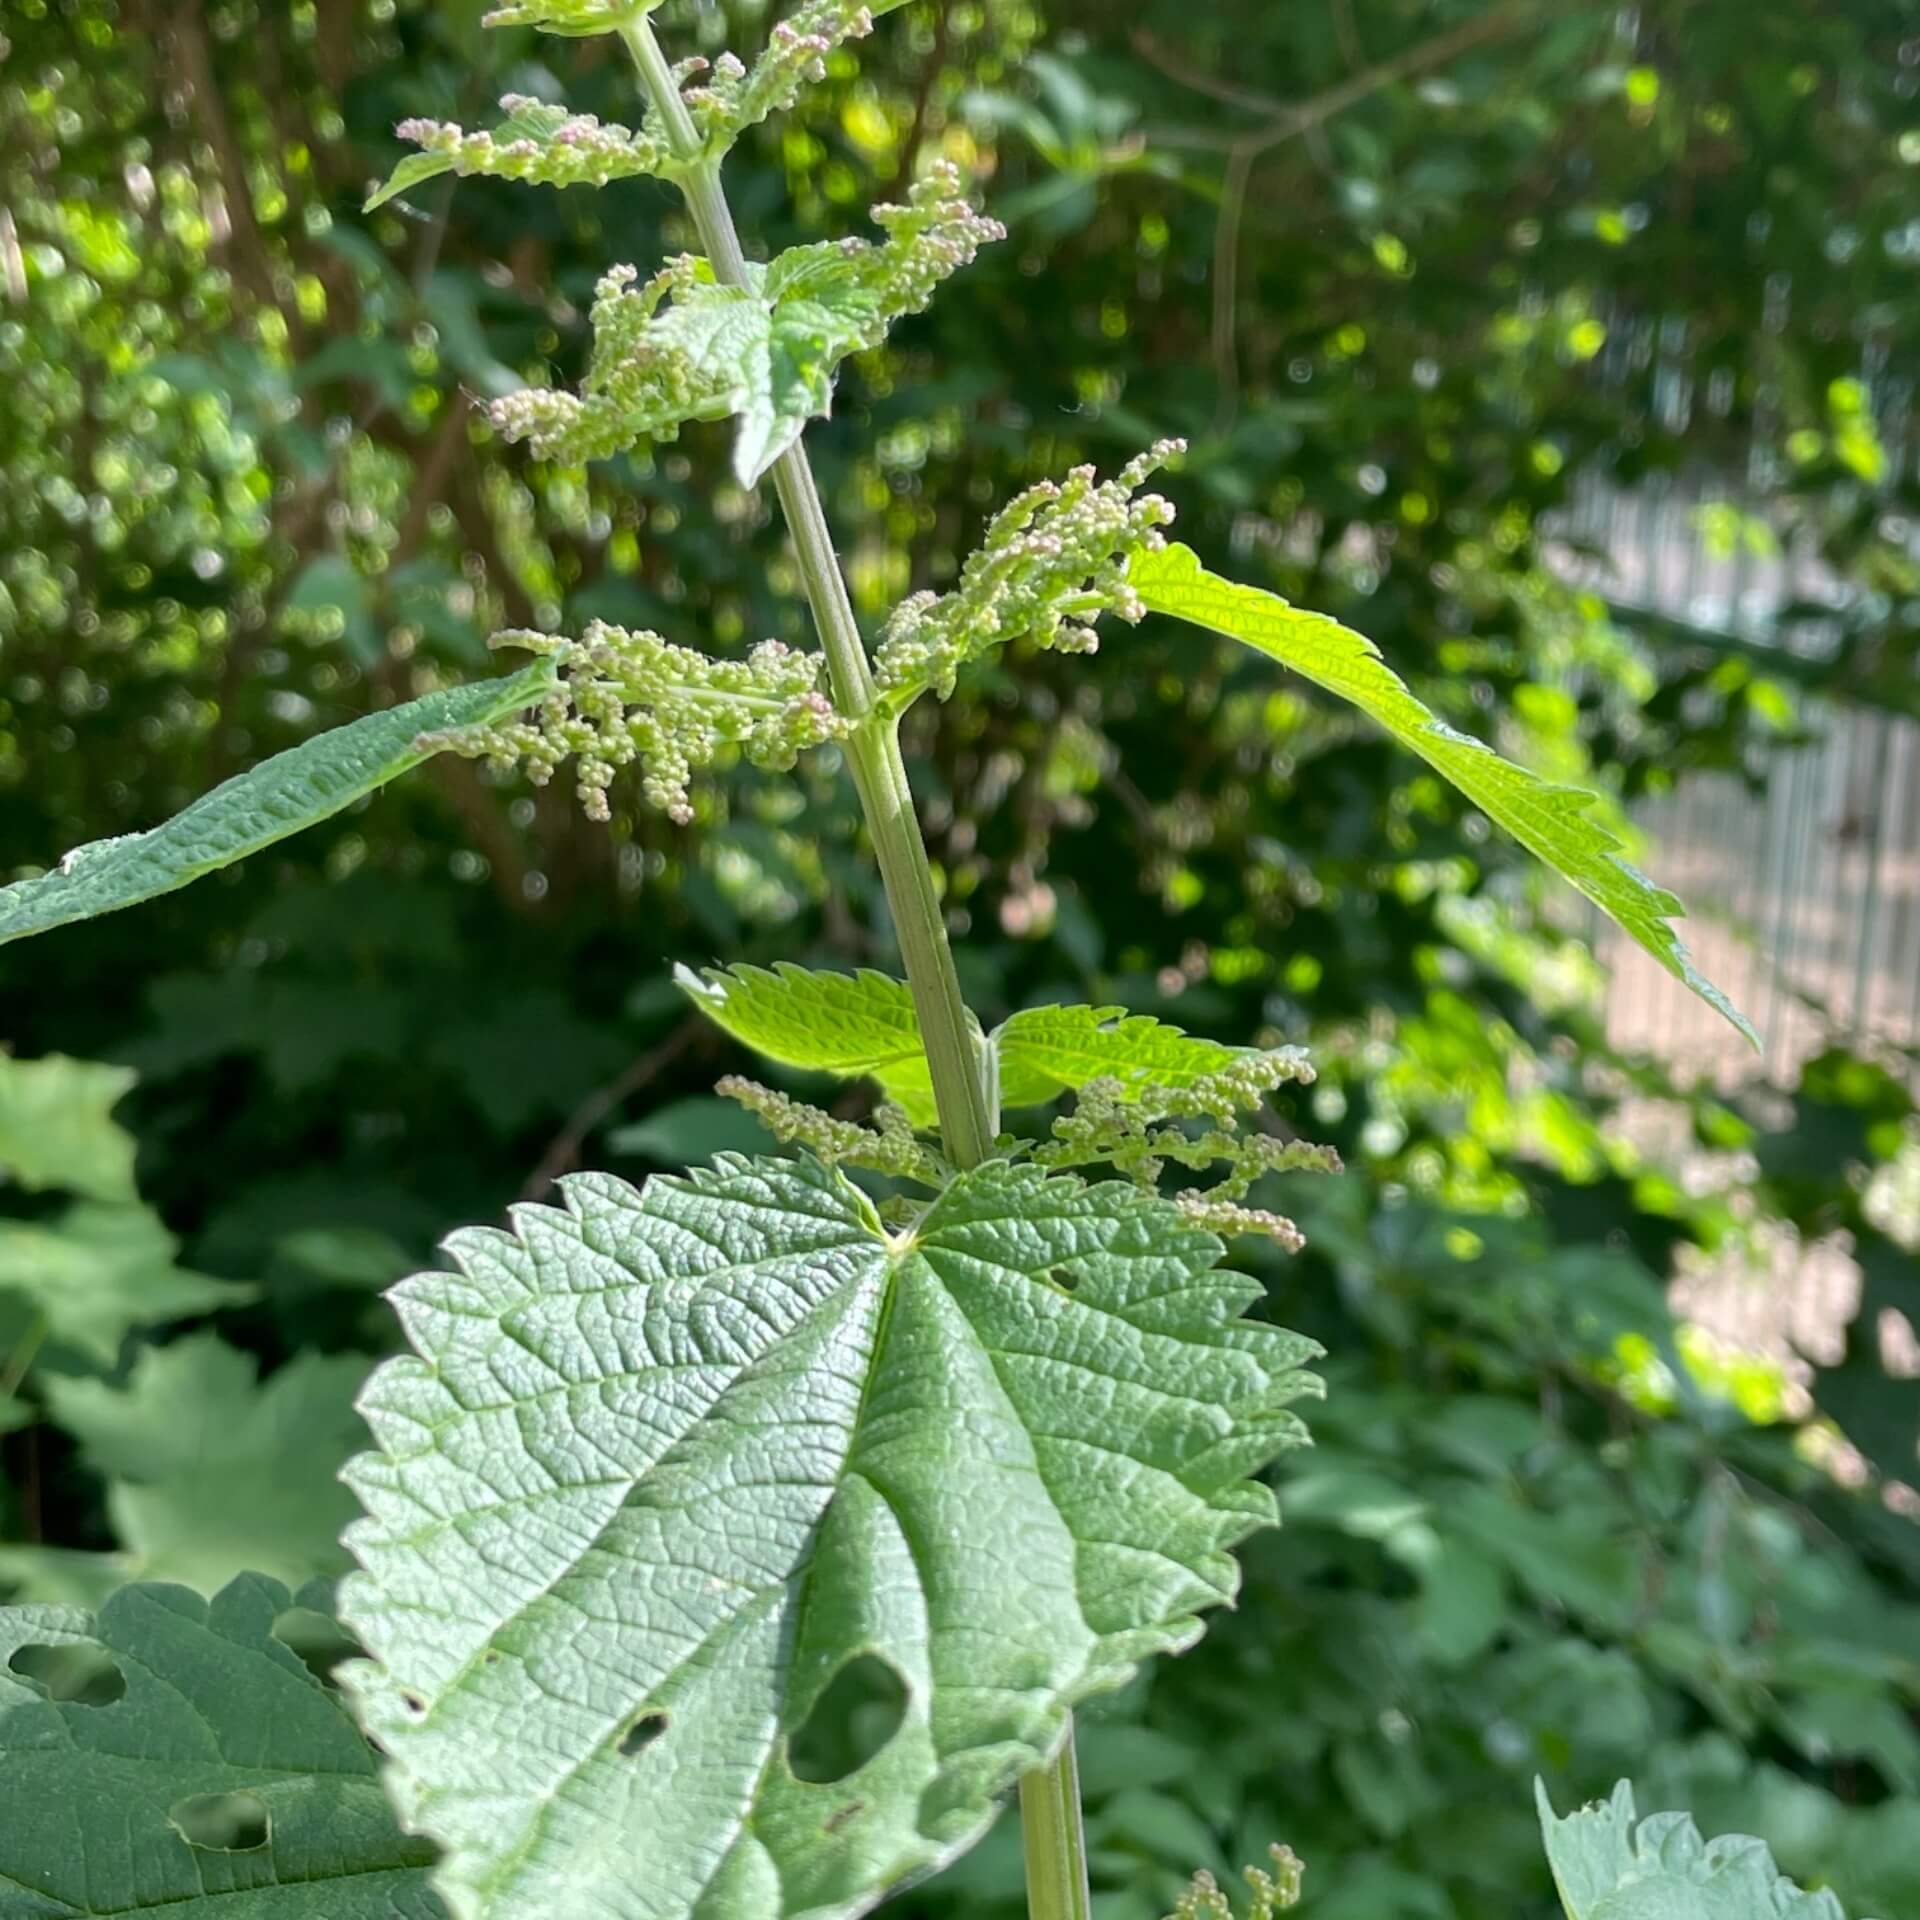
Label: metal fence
xmin=1554 ymin=468 xmax=1919 ymax=1088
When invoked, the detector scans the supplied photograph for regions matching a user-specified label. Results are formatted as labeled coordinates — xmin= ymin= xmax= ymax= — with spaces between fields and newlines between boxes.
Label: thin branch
xmin=884 ymin=4 xmax=953 ymax=202
xmin=1137 ymin=4 xmax=1536 ymax=426
xmin=521 ymin=1018 xmax=704 ymax=1200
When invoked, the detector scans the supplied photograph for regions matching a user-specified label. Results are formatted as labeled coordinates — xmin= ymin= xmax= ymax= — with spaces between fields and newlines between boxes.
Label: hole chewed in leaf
xmin=788 ymin=1653 xmax=909 ymax=1786
xmin=8 ymin=1641 xmax=127 ymax=1706
xmin=619 ymin=1710 xmax=669 ymax=1757
xmin=168 ymin=1790 xmax=271 ymax=1852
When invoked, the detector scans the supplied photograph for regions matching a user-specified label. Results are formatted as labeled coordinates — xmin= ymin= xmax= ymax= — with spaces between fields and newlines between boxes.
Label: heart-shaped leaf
xmin=341 ymin=1155 xmax=1319 ymax=1920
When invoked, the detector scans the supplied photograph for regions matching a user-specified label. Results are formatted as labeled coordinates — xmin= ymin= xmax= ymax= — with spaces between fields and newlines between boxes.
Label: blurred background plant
xmin=2 ymin=1 xmax=1918 ymax=1915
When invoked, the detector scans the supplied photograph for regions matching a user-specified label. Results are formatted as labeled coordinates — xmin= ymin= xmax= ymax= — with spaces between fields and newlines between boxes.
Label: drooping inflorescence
xmin=1034 ymin=1052 xmax=1340 ymax=1248
xmin=418 ymin=625 xmax=841 ymax=824
xmin=487 ymin=164 xmax=1003 ymax=483
xmin=1166 ymin=1848 xmax=1307 ymax=1920
xmin=369 ymin=97 xmax=674 ymax=209
xmin=717 ymin=1076 xmax=947 ymax=1187
xmin=872 ymin=442 xmax=1187 ymax=713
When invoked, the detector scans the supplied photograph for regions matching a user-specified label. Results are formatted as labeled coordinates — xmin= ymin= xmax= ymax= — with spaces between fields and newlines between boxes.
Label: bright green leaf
xmin=994 ymin=1004 xmax=1307 ymax=1108
xmin=342 ymin=1155 xmax=1320 ymax=1920
xmin=0 ymin=660 xmax=557 ymax=948
xmin=1129 ymin=543 xmax=1755 ymax=1046
xmin=1537 ymin=1780 xmax=1864 ymax=1918
xmin=0 ymin=1053 xmax=138 ymax=1203
xmin=0 ymin=1204 xmax=255 ymax=1366
xmin=676 ymin=961 xmax=948 ymax=1122
xmin=43 ymin=1333 xmax=369 ymax=1596
xmin=0 ymin=1574 xmax=441 ymax=1917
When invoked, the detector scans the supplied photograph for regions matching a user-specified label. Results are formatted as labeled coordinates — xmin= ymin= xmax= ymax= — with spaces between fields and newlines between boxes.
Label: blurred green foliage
xmin=2 ymin=1 xmax=1919 ymax=1915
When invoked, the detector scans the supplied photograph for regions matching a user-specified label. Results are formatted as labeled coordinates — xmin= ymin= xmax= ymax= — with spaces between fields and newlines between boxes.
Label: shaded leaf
xmin=0 ymin=1053 xmax=139 ymax=1203
xmin=0 ymin=1205 xmax=255 ymax=1366
xmin=0 ymin=661 xmax=557 ymax=947
xmin=1129 ymin=544 xmax=1754 ymax=1045
xmin=43 ymin=1333 xmax=369 ymax=1596
xmin=0 ymin=1573 xmax=441 ymax=1916
xmin=342 ymin=1156 xmax=1319 ymax=1920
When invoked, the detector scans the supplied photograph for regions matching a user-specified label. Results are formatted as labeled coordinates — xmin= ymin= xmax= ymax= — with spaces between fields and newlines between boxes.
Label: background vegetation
xmin=3 ymin=1 xmax=1918 ymax=1914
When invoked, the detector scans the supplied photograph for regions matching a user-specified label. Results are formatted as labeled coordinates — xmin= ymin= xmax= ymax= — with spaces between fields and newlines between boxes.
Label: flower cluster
xmin=488 ymin=168 xmax=1002 ymax=476
xmin=488 ymin=256 xmax=749 ymax=465
xmin=1167 ymin=1847 xmax=1306 ymax=1920
xmin=718 ymin=1077 xmax=947 ymax=1187
xmin=1033 ymin=1052 xmax=1339 ymax=1247
xmin=387 ymin=97 xmax=672 ymax=196
xmin=872 ymin=443 xmax=1186 ymax=713
xmin=693 ymin=2 xmax=881 ymax=143
xmin=418 ymin=625 xmax=842 ymax=823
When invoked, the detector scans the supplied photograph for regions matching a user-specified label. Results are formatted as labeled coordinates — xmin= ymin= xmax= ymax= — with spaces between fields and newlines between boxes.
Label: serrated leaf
xmin=0 ymin=1573 xmax=442 ymax=1917
xmin=994 ymin=1004 xmax=1307 ymax=1107
xmin=342 ymin=1155 xmax=1320 ymax=1920
xmin=1537 ymin=1780 xmax=1865 ymax=1919
xmin=0 ymin=1204 xmax=255 ymax=1366
xmin=0 ymin=1053 xmax=138 ymax=1203
xmin=43 ymin=1333 xmax=369 ymax=1595
xmin=677 ymin=965 xmax=1284 ymax=1119
xmin=482 ymin=0 xmax=656 ymax=32
xmin=0 ymin=660 xmax=557 ymax=948
xmin=675 ymin=961 xmax=949 ymax=1123
xmin=1129 ymin=543 xmax=1755 ymax=1046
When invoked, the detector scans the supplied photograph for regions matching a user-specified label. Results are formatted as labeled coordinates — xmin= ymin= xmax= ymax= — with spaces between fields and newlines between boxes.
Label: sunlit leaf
xmin=1130 ymin=544 xmax=1755 ymax=1045
xmin=0 ymin=661 xmax=557 ymax=947
xmin=342 ymin=1156 xmax=1319 ymax=1920
xmin=0 ymin=1052 xmax=139 ymax=1203
xmin=1537 ymin=1780 xmax=1863 ymax=1918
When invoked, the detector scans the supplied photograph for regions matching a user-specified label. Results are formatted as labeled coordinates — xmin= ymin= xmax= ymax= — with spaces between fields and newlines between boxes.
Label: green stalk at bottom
xmin=617 ymin=16 xmax=1090 ymax=1917
xmin=1021 ymin=1722 xmax=1094 ymax=1920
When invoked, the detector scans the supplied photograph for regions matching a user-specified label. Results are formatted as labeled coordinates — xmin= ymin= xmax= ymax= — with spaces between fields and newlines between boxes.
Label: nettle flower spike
xmin=420 ymin=624 xmax=841 ymax=823
xmin=489 ymin=163 xmax=1004 ymax=484
xmin=368 ymin=96 xmax=676 ymax=210
xmin=718 ymin=1076 xmax=948 ymax=1187
xmin=873 ymin=441 xmax=1186 ymax=713
xmin=1035 ymin=1053 xmax=1342 ymax=1248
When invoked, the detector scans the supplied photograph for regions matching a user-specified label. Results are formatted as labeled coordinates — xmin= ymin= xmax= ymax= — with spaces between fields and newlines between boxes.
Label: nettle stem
xmin=619 ymin=13 xmax=995 ymax=1173
xmin=620 ymin=17 xmax=1090 ymax=1918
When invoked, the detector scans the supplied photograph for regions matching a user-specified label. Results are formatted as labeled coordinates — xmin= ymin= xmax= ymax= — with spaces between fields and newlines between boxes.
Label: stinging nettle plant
xmin=0 ymin=5 xmax=1768 ymax=1920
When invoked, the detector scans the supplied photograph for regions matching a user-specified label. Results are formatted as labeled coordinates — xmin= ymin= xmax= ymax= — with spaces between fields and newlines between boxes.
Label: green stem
xmin=1020 ymin=1722 xmax=1094 ymax=1920
xmin=619 ymin=12 xmax=994 ymax=1171
xmin=620 ymin=25 xmax=1085 ymax=1916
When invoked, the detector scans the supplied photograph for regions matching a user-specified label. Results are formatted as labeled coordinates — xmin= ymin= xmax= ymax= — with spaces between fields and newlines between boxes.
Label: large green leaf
xmin=43 ymin=1334 xmax=369 ymax=1595
xmin=1537 ymin=1781 xmax=1862 ymax=1919
xmin=0 ymin=1573 xmax=442 ymax=1918
xmin=1129 ymin=543 xmax=1754 ymax=1045
xmin=342 ymin=1155 xmax=1320 ymax=1920
xmin=0 ymin=1204 xmax=255 ymax=1366
xmin=0 ymin=661 xmax=556 ymax=947
xmin=0 ymin=1054 xmax=138 ymax=1203
xmin=679 ymin=964 xmax=1293 ymax=1120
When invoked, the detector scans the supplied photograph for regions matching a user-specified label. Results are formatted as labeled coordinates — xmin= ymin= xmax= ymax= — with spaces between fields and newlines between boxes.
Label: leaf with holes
xmin=1130 ymin=543 xmax=1755 ymax=1045
xmin=0 ymin=1053 xmax=139 ymax=1203
xmin=0 ymin=660 xmax=557 ymax=948
xmin=0 ymin=1573 xmax=441 ymax=1918
xmin=1537 ymin=1780 xmax=1864 ymax=1919
xmin=42 ymin=1333 xmax=370 ymax=1596
xmin=340 ymin=1154 xmax=1319 ymax=1920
